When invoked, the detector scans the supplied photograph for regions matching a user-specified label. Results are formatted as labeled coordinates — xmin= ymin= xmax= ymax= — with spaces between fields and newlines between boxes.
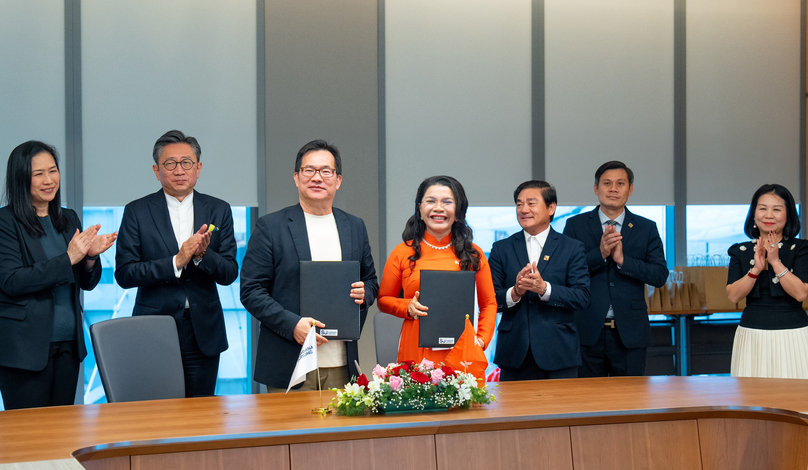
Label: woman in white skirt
xmin=726 ymin=184 xmax=808 ymax=379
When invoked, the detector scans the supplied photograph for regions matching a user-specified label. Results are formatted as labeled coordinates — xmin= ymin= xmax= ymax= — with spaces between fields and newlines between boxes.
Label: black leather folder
xmin=299 ymin=261 xmax=360 ymax=340
xmin=418 ymin=270 xmax=476 ymax=348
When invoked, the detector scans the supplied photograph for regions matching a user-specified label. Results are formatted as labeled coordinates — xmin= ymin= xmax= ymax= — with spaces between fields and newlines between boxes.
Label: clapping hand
xmin=516 ymin=261 xmax=547 ymax=296
xmin=67 ymin=225 xmax=99 ymax=265
xmin=88 ymin=229 xmax=117 ymax=258
xmin=600 ymin=224 xmax=623 ymax=260
xmin=753 ymin=237 xmax=768 ymax=274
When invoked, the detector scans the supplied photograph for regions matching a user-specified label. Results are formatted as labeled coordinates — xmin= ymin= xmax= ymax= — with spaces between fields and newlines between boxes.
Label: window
xmin=685 ymin=205 xmax=748 ymax=267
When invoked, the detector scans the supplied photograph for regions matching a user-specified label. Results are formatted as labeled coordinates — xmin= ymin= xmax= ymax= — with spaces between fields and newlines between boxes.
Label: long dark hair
xmin=743 ymin=183 xmax=800 ymax=239
xmin=4 ymin=141 xmax=68 ymax=237
xmin=402 ymin=175 xmax=480 ymax=273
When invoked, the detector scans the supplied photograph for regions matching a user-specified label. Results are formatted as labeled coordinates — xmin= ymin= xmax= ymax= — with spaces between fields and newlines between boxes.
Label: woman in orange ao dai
xmin=377 ymin=175 xmax=497 ymax=365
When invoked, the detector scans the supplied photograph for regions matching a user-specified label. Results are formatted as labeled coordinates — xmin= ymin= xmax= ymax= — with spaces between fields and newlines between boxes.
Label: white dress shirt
xmin=506 ymin=226 xmax=553 ymax=308
xmin=165 ymin=192 xmax=198 ymax=309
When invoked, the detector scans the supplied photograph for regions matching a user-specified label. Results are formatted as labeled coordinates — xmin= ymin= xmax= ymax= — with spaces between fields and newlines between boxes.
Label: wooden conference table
xmin=1 ymin=377 xmax=807 ymax=470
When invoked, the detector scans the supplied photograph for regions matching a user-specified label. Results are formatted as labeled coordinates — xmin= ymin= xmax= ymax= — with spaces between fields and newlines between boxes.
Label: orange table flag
xmin=444 ymin=315 xmax=488 ymax=384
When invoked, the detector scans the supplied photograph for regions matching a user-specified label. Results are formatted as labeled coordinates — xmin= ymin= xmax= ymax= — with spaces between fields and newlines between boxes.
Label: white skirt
xmin=730 ymin=325 xmax=808 ymax=379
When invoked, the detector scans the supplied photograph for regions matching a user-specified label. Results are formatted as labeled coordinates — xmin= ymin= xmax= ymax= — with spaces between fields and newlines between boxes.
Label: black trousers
xmin=578 ymin=326 xmax=646 ymax=377
xmin=180 ymin=309 xmax=220 ymax=398
xmin=499 ymin=345 xmax=578 ymax=381
xmin=0 ymin=340 xmax=80 ymax=410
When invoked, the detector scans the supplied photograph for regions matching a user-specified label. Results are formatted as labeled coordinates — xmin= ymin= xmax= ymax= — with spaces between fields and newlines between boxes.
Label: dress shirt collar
xmin=523 ymin=225 xmax=550 ymax=248
xmin=598 ymin=207 xmax=625 ymax=230
xmin=164 ymin=190 xmax=194 ymax=210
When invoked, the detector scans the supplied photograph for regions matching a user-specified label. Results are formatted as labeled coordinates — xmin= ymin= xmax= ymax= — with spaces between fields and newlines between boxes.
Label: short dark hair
xmin=152 ymin=130 xmax=201 ymax=164
xmin=743 ymin=184 xmax=800 ymax=239
xmin=294 ymin=139 xmax=342 ymax=176
xmin=594 ymin=161 xmax=634 ymax=186
xmin=4 ymin=141 xmax=69 ymax=236
xmin=513 ymin=180 xmax=557 ymax=221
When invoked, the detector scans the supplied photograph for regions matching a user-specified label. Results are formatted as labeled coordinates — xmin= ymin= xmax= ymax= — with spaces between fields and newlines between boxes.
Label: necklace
xmin=423 ymin=239 xmax=451 ymax=250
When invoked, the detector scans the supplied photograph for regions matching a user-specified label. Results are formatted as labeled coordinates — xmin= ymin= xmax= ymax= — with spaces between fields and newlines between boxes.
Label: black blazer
xmin=115 ymin=190 xmax=238 ymax=357
xmin=0 ymin=206 xmax=102 ymax=371
xmin=240 ymin=204 xmax=379 ymax=389
xmin=563 ymin=207 xmax=668 ymax=349
xmin=489 ymin=228 xmax=590 ymax=371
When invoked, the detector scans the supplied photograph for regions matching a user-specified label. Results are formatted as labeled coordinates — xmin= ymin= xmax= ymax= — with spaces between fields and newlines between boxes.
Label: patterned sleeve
xmin=727 ymin=243 xmax=744 ymax=285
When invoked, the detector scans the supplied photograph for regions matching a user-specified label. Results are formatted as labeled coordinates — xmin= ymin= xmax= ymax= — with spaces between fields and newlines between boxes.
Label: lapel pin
xmin=628 ymin=223 xmax=633 ymax=228
xmin=207 ymin=224 xmax=219 ymax=232
xmin=543 ymin=255 xmax=550 ymax=261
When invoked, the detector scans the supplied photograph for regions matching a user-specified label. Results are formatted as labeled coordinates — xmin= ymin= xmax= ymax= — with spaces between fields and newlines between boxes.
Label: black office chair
xmin=373 ymin=312 xmax=403 ymax=367
xmin=90 ymin=316 xmax=185 ymax=403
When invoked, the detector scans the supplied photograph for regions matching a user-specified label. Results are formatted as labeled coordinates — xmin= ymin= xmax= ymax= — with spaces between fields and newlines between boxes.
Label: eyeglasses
xmin=298 ymin=166 xmax=336 ymax=179
xmin=162 ymin=159 xmax=197 ymax=171
xmin=421 ymin=198 xmax=455 ymax=209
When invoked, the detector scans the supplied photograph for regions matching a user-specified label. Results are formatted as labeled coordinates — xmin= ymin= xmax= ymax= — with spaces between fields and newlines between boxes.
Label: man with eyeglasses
xmin=240 ymin=139 xmax=378 ymax=393
xmin=115 ymin=129 xmax=238 ymax=397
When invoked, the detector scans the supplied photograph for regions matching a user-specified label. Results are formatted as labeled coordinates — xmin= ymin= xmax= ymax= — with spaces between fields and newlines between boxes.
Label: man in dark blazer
xmin=240 ymin=139 xmax=378 ymax=392
xmin=563 ymin=161 xmax=668 ymax=377
xmin=115 ymin=130 xmax=238 ymax=397
xmin=489 ymin=180 xmax=590 ymax=380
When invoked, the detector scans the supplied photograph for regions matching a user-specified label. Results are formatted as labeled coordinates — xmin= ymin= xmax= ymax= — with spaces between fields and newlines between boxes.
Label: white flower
xmin=778 ymin=242 xmax=783 ymax=249
xmin=368 ymin=378 xmax=383 ymax=393
xmin=792 ymin=244 xmax=796 ymax=251
xmin=750 ymin=259 xmax=755 ymax=266
xmin=739 ymin=245 xmax=747 ymax=251
xmin=772 ymin=277 xmax=780 ymax=284
xmin=345 ymin=383 xmax=363 ymax=396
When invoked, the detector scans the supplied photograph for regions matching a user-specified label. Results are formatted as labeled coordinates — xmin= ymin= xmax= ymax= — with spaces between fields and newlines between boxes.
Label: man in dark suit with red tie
xmin=563 ymin=161 xmax=668 ymax=377
xmin=489 ymin=180 xmax=590 ymax=380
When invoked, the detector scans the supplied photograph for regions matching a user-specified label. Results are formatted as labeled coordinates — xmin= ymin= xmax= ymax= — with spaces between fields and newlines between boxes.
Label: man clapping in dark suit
xmin=115 ymin=130 xmax=238 ymax=397
xmin=489 ymin=181 xmax=590 ymax=380
xmin=563 ymin=161 xmax=668 ymax=377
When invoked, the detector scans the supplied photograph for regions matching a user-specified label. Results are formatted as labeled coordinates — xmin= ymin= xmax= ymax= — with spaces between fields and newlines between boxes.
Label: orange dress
xmin=377 ymin=232 xmax=497 ymax=364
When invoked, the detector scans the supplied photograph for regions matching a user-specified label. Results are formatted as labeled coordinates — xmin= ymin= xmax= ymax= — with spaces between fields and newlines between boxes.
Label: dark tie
xmin=605 ymin=220 xmax=618 ymax=227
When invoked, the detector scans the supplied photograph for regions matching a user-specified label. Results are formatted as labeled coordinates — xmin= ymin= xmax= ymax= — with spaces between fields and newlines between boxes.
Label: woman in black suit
xmin=0 ymin=141 xmax=116 ymax=409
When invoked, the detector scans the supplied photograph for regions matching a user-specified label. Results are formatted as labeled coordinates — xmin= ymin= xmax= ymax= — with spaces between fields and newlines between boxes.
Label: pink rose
xmin=389 ymin=375 xmax=403 ymax=391
xmin=373 ymin=364 xmax=387 ymax=378
xmin=430 ymin=369 xmax=444 ymax=385
xmin=420 ymin=358 xmax=435 ymax=369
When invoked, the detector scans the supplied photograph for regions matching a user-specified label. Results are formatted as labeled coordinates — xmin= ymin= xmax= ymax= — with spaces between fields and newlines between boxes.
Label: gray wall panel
xmin=81 ymin=0 xmax=257 ymax=207
xmin=545 ymin=0 xmax=675 ymax=206
xmin=385 ymin=0 xmax=532 ymax=255
xmin=686 ymin=0 xmax=801 ymax=203
xmin=0 ymin=2 xmax=66 ymax=194
xmin=264 ymin=0 xmax=380 ymax=370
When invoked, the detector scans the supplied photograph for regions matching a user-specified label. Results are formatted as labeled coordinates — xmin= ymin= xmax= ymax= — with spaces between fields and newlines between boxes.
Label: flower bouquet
xmin=330 ymin=359 xmax=496 ymax=416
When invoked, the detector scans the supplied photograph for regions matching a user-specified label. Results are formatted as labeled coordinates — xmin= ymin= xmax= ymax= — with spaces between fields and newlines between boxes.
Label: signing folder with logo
xmin=418 ymin=270 xmax=476 ymax=348
xmin=299 ymin=261 xmax=360 ymax=340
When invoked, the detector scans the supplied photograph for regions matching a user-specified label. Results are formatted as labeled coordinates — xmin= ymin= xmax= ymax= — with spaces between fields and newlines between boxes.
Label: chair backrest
xmin=373 ymin=312 xmax=403 ymax=367
xmin=90 ymin=316 xmax=185 ymax=403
